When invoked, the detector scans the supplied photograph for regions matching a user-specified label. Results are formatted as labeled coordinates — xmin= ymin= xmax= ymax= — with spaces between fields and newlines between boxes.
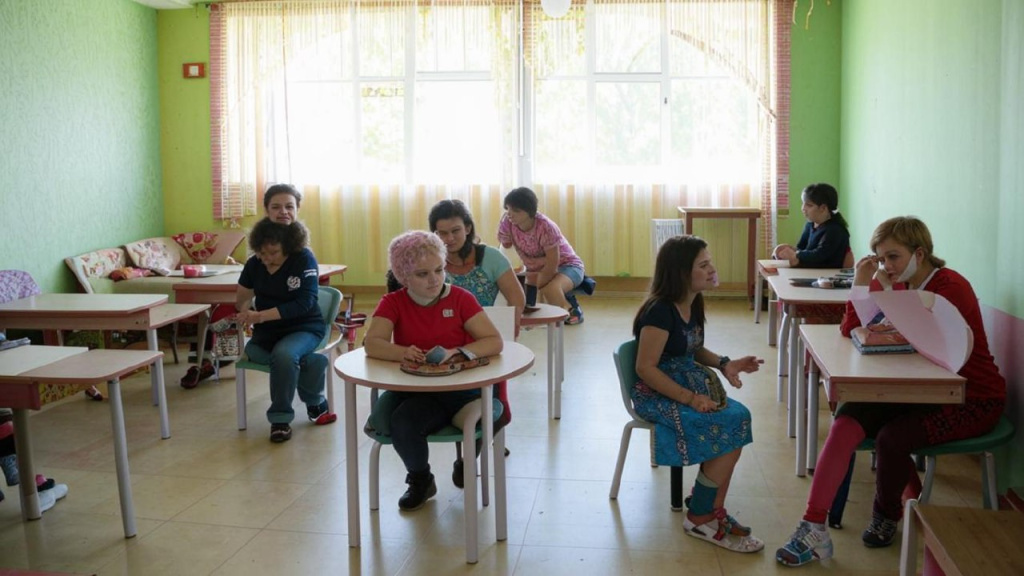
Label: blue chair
xmin=609 ymin=339 xmax=685 ymax=510
xmin=233 ymin=286 xmax=344 ymax=430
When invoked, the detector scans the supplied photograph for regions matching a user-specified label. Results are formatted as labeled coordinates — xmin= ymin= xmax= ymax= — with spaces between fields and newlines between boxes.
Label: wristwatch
xmin=458 ymin=346 xmax=477 ymax=361
xmin=718 ymin=355 xmax=731 ymax=370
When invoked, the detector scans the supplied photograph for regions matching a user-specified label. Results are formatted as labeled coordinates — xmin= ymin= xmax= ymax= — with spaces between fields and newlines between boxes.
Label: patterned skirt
xmin=631 ymin=356 xmax=753 ymax=467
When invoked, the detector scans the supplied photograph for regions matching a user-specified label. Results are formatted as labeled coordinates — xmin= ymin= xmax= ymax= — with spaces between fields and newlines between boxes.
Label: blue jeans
xmin=245 ymin=331 xmax=327 ymax=425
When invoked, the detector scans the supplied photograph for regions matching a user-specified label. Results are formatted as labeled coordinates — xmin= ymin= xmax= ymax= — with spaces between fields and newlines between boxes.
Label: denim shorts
xmin=558 ymin=265 xmax=585 ymax=289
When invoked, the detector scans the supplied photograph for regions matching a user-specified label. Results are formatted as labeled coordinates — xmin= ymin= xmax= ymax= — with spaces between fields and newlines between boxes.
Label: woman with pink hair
xmin=363 ymin=231 xmax=503 ymax=511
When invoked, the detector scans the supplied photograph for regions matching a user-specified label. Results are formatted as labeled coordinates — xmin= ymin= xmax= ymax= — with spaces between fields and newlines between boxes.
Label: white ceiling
xmin=132 ymin=0 xmax=195 ymax=9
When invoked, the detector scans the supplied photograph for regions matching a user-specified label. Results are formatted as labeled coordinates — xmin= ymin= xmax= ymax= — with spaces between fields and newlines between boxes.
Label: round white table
xmin=334 ymin=342 xmax=534 ymax=564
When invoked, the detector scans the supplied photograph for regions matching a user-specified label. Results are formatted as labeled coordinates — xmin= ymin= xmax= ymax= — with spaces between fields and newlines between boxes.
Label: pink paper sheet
xmin=871 ymin=290 xmax=973 ymax=373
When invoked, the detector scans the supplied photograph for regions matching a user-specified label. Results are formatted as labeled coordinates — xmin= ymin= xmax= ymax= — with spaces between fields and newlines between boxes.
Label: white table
xmin=797 ymin=325 xmax=965 ymax=477
xmin=334 ymin=343 xmax=534 ymax=564
xmin=521 ymin=304 xmax=568 ymax=419
xmin=0 ymin=294 xmax=209 ymax=439
xmin=754 ymin=259 xmax=789 ymax=329
xmin=0 ymin=345 xmax=163 ymax=537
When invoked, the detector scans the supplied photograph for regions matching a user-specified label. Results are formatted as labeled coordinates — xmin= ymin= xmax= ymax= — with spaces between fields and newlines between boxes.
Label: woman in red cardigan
xmin=776 ymin=216 xmax=1006 ymax=567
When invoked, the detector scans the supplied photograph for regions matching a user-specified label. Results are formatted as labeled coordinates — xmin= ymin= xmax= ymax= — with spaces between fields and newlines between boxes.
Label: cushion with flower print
xmin=172 ymin=232 xmax=220 ymax=264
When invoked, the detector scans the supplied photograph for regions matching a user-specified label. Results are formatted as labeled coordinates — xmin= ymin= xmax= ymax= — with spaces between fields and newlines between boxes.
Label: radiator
xmin=650 ymin=219 xmax=685 ymax=262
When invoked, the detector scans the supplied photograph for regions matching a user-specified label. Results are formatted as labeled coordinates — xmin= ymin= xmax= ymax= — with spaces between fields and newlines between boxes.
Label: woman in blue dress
xmin=632 ymin=235 xmax=765 ymax=553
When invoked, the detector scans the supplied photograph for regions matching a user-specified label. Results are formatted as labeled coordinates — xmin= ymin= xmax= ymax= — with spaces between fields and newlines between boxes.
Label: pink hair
xmin=388 ymin=230 xmax=445 ymax=285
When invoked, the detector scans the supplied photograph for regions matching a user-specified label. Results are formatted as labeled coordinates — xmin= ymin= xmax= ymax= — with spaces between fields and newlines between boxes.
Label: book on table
xmin=850 ymin=324 xmax=915 ymax=354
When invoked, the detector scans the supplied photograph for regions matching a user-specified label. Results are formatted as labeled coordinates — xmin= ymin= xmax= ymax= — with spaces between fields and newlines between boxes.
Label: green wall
xmin=0 ymin=0 xmax=163 ymax=293
xmin=840 ymin=0 xmax=1024 ymax=489
xmin=786 ymin=1 xmax=843 ymax=248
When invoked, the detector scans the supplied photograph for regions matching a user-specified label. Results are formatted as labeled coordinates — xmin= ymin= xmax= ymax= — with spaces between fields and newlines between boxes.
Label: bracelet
xmin=718 ymin=355 xmax=731 ymax=370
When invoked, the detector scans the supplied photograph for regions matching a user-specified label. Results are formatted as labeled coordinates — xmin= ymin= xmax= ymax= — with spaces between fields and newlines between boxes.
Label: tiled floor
xmin=0 ymin=297 xmax=989 ymax=575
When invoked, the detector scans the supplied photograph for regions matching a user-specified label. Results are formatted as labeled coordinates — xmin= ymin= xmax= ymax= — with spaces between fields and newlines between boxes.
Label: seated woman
xmin=363 ymin=231 xmax=503 ymax=511
xmin=773 ymin=183 xmax=851 ymax=268
xmin=776 ymin=216 xmax=1007 ymax=566
xmin=234 ymin=218 xmax=331 ymax=444
xmin=633 ymin=235 xmax=765 ymax=554
xmin=497 ymin=187 xmax=586 ymax=325
xmin=429 ymin=198 xmax=525 ymax=485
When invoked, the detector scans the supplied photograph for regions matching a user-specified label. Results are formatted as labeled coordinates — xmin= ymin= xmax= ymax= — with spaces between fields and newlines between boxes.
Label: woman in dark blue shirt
xmin=773 ymin=183 xmax=851 ymax=268
xmin=235 ymin=218 xmax=328 ymax=443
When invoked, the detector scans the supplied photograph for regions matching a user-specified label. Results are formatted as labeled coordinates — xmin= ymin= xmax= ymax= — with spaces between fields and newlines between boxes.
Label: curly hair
xmin=388 ymin=230 xmax=445 ymax=285
xmin=248 ymin=218 xmax=310 ymax=255
xmin=263 ymin=183 xmax=302 ymax=210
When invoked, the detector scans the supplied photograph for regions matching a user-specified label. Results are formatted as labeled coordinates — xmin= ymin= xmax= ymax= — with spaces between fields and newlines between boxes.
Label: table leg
xmin=147 ymin=329 xmax=170 ymax=439
xmin=546 ymin=324 xmax=555 ymax=420
xmin=754 ymin=269 xmax=763 ymax=324
xmin=787 ymin=312 xmax=800 ymax=438
xmin=345 ymin=380 xmax=360 ymax=548
xmin=194 ymin=309 xmax=210 ymax=372
xmin=107 ymin=378 xmax=137 ymax=538
xmin=768 ymin=287 xmax=779 ymax=347
xmin=777 ymin=308 xmax=791 ymax=403
xmin=494 ymin=427 xmax=508 ymax=542
xmin=807 ymin=360 xmax=820 ymax=471
xmin=795 ymin=334 xmax=807 ymax=477
xmin=462 ymin=399 xmax=483 ymax=564
xmin=555 ymin=320 xmax=564 ymax=420
xmin=13 ymin=409 xmax=40 ymax=520
xmin=481 ymin=386 xmax=492 ymax=508
xmin=899 ymin=499 xmax=919 ymax=576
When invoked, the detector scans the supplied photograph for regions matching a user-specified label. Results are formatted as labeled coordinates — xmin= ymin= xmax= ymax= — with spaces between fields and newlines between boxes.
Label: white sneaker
xmin=38 ymin=483 xmax=69 ymax=513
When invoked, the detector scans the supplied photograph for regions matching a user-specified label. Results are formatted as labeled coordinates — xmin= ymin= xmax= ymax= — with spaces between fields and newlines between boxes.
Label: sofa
xmin=65 ymin=231 xmax=246 ymax=299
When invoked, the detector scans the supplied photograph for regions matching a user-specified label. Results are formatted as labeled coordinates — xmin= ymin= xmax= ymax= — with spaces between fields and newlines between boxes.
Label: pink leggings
xmin=804 ymin=416 xmax=866 ymax=524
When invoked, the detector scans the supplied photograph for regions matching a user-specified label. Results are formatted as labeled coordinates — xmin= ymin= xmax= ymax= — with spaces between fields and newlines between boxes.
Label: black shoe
xmin=452 ymin=458 xmax=464 ymax=489
xmin=307 ymin=399 xmax=329 ymax=422
xmin=861 ymin=513 xmax=898 ymax=547
xmin=398 ymin=471 xmax=437 ymax=511
xmin=270 ymin=423 xmax=292 ymax=443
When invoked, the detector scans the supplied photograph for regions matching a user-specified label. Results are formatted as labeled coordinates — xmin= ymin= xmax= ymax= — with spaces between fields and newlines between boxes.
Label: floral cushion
xmin=64 ymin=249 xmax=128 ymax=293
xmin=125 ymin=238 xmax=183 ymax=273
xmin=172 ymin=232 xmax=219 ymax=264
xmin=109 ymin=267 xmax=154 ymax=281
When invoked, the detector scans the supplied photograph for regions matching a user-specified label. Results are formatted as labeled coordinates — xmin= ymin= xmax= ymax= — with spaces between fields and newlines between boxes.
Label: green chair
xmin=828 ymin=415 xmax=1015 ymax=526
xmin=609 ymin=339 xmax=685 ymax=510
xmin=233 ymin=286 xmax=344 ymax=430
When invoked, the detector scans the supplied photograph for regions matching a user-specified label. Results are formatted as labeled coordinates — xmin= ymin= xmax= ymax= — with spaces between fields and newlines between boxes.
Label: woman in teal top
xmin=429 ymin=199 xmax=526 ymax=335
xmin=428 ymin=199 xmax=525 ymax=487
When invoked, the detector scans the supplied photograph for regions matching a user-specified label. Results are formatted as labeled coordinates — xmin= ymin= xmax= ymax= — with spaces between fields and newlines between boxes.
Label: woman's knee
xmin=302 ymin=352 xmax=328 ymax=372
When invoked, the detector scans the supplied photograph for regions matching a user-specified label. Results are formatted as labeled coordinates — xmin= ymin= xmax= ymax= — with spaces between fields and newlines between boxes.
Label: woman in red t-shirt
xmin=363 ymin=231 xmax=503 ymax=511
xmin=777 ymin=216 xmax=1007 ymax=567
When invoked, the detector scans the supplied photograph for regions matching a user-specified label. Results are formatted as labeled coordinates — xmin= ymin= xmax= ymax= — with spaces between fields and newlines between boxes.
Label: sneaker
xmin=452 ymin=458 xmax=465 ymax=489
xmin=307 ymin=400 xmax=335 ymax=425
xmin=565 ymin=293 xmax=580 ymax=310
xmin=861 ymin=513 xmax=898 ymax=548
xmin=776 ymin=520 xmax=833 ymax=566
xmin=565 ymin=306 xmax=584 ymax=325
xmin=398 ymin=472 xmax=437 ymax=511
xmin=684 ymin=515 xmax=764 ymax=553
xmin=269 ymin=423 xmax=292 ymax=443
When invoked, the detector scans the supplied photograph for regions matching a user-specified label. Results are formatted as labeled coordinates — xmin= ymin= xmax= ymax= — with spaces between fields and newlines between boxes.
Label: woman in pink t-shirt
xmin=497 ymin=187 xmax=586 ymax=324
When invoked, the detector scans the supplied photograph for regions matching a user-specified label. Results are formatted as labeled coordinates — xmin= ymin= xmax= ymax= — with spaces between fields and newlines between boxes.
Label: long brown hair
xmin=632 ymin=235 xmax=707 ymax=337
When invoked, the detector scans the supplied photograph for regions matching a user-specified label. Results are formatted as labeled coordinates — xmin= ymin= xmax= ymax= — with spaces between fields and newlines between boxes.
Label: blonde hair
xmin=870 ymin=216 xmax=946 ymax=268
xmin=388 ymin=230 xmax=445 ymax=285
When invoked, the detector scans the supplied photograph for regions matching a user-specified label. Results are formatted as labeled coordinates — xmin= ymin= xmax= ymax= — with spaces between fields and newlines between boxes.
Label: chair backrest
xmin=483 ymin=306 xmax=516 ymax=341
xmin=843 ymin=248 xmax=855 ymax=269
xmin=0 ymin=270 xmax=41 ymax=304
xmin=316 ymin=286 xmax=344 ymax=349
xmin=612 ymin=339 xmax=646 ymax=423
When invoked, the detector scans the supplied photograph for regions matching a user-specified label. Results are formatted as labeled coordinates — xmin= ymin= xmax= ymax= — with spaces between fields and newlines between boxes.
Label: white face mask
xmin=896 ymin=251 xmax=920 ymax=283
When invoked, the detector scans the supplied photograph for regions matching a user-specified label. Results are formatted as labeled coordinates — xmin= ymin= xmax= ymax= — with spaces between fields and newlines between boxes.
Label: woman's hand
xmin=721 ymin=356 xmax=764 ymax=388
xmin=689 ymin=394 xmax=718 ymax=413
xmin=403 ymin=345 xmax=426 ymax=363
xmin=772 ymin=243 xmax=794 ymax=259
xmin=854 ymin=254 xmax=881 ymax=286
xmin=234 ymin=309 xmax=261 ymax=329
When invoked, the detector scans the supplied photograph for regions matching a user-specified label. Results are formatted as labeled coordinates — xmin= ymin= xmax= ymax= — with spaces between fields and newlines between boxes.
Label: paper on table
xmin=871 ymin=290 xmax=973 ymax=373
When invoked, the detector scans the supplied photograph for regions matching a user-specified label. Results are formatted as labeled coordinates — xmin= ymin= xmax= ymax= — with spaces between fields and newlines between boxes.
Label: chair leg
xmin=370 ymin=442 xmax=382 ymax=511
xmin=170 ymin=322 xmax=179 ymax=364
xmin=326 ymin=348 xmax=337 ymax=414
xmin=609 ymin=422 xmax=636 ymax=499
xmin=920 ymin=455 xmax=937 ymax=504
xmin=670 ymin=466 xmax=683 ymax=511
xmin=982 ymin=451 xmax=997 ymax=510
xmin=236 ymin=368 xmax=247 ymax=430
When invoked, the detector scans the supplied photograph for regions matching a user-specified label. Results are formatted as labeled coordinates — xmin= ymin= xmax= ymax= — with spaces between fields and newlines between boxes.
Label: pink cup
xmin=182 ymin=265 xmax=205 ymax=278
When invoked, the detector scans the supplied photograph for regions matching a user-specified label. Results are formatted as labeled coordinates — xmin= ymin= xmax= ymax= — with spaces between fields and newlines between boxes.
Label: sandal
xmin=684 ymin=516 xmax=764 ymax=553
xmin=84 ymin=386 xmax=104 ymax=401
